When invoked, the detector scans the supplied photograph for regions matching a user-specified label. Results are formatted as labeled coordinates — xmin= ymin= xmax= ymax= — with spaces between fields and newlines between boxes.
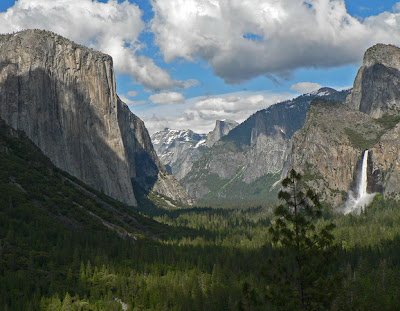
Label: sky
xmin=0 ymin=0 xmax=400 ymax=134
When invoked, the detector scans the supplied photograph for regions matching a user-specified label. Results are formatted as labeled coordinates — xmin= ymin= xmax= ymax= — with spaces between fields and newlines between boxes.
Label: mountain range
xmin=151 ymin=43 xmax=400 ymax=210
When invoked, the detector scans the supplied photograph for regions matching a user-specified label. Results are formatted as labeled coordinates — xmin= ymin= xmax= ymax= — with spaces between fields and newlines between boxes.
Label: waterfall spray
xmin=344 ymin=149 xmax=375 ymax=214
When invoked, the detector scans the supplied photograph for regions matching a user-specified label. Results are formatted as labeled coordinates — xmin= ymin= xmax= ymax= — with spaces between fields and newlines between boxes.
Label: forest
xmin=1 ymin=120 xmax=400 ymax=310
xmin=2 ymin=188 xmax=400 ymax=310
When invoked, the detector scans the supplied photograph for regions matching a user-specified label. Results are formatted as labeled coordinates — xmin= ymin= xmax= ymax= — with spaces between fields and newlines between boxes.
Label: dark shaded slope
xmin=0 ymin=117 xmax=201 ymax=309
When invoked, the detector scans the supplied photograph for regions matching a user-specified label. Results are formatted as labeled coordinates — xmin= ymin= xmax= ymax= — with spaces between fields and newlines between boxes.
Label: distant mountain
xmin=0 ymin=29 xmax=190 ymax=206
xmin=181 ymin=88 xmax=351 ymax=207
xmin=151 ymin=119 xmax=238 ymax=180
xmin=151 ymin=129 xmax=207 ymax=180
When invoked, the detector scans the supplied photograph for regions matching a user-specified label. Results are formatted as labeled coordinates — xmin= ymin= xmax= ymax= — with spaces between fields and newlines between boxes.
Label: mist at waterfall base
xmin=343 ymin=150 xmax=376 ymax=215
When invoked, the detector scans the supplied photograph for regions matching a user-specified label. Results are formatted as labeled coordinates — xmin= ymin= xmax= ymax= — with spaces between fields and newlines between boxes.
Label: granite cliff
xmin=346 ymin=44 xmax=400 ymax=117
xmin=206 ymin=119 xmax=238 ymax=147
xmin=289 ymin=44 xmax=400 ymax=207
xmin=0 ymin=29 xmax=190 ymax=206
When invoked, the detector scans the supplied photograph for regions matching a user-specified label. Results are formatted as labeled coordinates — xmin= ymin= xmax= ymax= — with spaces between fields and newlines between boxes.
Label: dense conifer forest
xmin=2 ymin=119 xmax=400 ymax=310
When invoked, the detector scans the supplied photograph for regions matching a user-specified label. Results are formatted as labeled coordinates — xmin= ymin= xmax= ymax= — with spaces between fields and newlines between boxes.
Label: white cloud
xmin=290 ymin=82 xmax=322 ymax=93
xmin=142 ymin=91 xmax=292 ymax=134
xmin=0 ymin=0 xmax=193 ymax=90
xmin=127 ymin=91 xmax=139 ymax=97
xmin=149 ymin=92 xmax=185 ymax=104
xmin=151 ymin=0 xmax=400 ymax=83
xmin=118 ymin=95 xmax=146 ymax=106
xmin=181 ymin=79 xmax=200 ymax=89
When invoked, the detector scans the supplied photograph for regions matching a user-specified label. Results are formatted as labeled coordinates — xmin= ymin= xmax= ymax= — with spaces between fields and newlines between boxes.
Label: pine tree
xmin=61 ymin=293 xmax=72 ymax=311
xmin=268 ymin=169 xmax=339 ymax=310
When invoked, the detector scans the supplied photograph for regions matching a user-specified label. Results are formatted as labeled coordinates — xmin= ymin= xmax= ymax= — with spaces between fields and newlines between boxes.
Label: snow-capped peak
xmin=309 ymin=87 xmax=337 ymax=97
xmin=151 ymin=128 xmax=207 ymax=149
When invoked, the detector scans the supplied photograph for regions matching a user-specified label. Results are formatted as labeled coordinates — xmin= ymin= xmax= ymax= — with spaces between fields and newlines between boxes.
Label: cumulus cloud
xmin=0 ymin=0 xmax=193 ymax=90
xmin=143 ymin=91 xmax=292 ymax=134
xmin=151 ymin=0 xmax=400 ymax=84
xmin=290 ymin=82 xmax=323 ymax=93
xmin=149 ymin=92 xmax=185 ymax=104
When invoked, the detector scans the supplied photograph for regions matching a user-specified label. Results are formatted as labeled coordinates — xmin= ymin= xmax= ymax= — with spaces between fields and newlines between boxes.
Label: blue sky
xmin=0 ymin=0 xmax=399 ymax=133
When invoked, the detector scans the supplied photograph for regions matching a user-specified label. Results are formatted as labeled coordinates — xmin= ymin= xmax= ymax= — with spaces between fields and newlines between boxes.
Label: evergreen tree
xmin=268 ymin=169 xmax=338 ymax=310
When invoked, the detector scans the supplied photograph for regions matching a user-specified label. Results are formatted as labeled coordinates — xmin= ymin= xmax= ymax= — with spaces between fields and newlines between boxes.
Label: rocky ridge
xmin=181 ymin=88 xmax=350 ymax=206
xmin=0 ymin=29 xmax=190 ymax=206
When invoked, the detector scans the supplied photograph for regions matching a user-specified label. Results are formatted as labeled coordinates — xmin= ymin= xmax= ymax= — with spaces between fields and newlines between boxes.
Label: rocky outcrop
xmin=346 ymin=44 xmax=400 ymax=118
xmin=289 ymin=98 xmax=400 ymax=206
xmin=289 ymin=100 xmax=377 ymax=205
xmin=0 ymin=29 xmax=190 ymax=206
xmin=206 ymin=119 xmax=238 ymax=147
xmin=243 ymin=131 xmax=290 ymax=183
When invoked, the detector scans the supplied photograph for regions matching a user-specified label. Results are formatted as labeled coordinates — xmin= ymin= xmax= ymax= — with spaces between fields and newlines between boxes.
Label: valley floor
xmin=2 ymin=193 xmax=400 ymax=310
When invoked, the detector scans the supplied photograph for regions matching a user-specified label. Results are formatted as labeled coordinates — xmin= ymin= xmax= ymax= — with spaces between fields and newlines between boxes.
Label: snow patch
xmin=195 ymin=139 xmax=206 ymax=148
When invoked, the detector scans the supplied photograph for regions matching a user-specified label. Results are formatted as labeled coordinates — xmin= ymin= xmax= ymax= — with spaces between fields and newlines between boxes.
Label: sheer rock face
xmin=151 ymin=120 xmax=239 ymax=181
xmin=346 ymin=44 xmax=400 ymax=118
xmin=206 ymin=119 xmax=238 ymax=148
xmin=370 ymin=124 xmax=400 ymax=201
xmin=0 ymin=29 xmax=190 ymax=206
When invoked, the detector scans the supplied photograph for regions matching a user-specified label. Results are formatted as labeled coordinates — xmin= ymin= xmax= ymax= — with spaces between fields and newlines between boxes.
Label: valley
xmin=1 ymin=28 xmax=400 ymax=311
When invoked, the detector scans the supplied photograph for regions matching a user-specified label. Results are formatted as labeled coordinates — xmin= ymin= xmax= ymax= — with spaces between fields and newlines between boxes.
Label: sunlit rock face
xmin=346 ymin=44 xmax=400 ymax=118
xmin=289 ymin=44 xmax=400 ymax=207
xmin=206 ymin=119 xmax=238 ymax=148
xmin=0 ymin=29 xmax=191 ymax=206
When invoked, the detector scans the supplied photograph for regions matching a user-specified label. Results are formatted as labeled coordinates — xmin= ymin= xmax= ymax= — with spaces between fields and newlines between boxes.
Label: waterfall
xmin=358 ymin=149 xmax=369 ymax=199
xmin=344 ymin=149 xmax=375 ymax=214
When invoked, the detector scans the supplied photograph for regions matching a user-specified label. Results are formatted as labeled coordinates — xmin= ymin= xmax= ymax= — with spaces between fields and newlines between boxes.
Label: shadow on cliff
xmin=0 ymin=66 xmax=161 ymax=207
